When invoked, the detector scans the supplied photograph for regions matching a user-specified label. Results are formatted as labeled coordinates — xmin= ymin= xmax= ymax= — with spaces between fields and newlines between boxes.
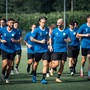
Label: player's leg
xmin=27 ymin=54 xmax=34 ymax=73
xmin=32 ymin=53 xmax=41 ymax=83
xmin=15 ymin=50 xmax=22 ymax=74
xmin=56 ymin=52 xmax=67 ymax=82
xmin=41 ymin=52 xmax=49 ymax=84
xmin=80 ymin=48 xmax=87 ymax=77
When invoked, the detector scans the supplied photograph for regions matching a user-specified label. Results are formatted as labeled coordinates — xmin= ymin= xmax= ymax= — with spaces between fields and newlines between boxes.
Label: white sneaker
xmin=49 ymin=69 xmax=54 ymax=76
xmin=11 ymin=70 xmax=14 ymax=75
xmin=5 ymin=79 xmax=9 ymax=84
xmin=71 ymin=72 xmax=74 ymax=76
xmin=15 ymin=68 xmax=19 ymax=74
xmin=46 ymin=73 xmax=50 ymax=77
xmin=56 ymin=78 xmax=62 ymax=83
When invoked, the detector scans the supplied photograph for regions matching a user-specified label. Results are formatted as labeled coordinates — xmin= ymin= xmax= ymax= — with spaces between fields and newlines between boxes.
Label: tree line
xmin=0 ymin=0 xmax=90 ymax=14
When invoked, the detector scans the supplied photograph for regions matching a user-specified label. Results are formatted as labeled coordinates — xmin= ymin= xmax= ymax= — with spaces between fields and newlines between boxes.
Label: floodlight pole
xmin=6 ymin=0 xmax=8 ymax=20
xmin=64 ymin=0 xmax=66 ymax=29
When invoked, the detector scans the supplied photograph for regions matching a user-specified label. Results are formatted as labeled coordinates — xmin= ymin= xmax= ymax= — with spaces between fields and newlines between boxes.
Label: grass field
xmin=0 ymin=46 xmax=90 ymax=90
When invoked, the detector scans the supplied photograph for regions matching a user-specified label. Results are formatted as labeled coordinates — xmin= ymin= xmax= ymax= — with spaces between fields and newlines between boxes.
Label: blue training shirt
xmin=0 ymin=27 xmax=19 ymax=53
xmin=51 ymin=27 xmax=69 ymax=52
xmin=67 ymin=28 xmax=80 ymax=47
xmin=24 ymin=31 xmax=34 ymax=54
xmin=31 ymin=26 xmax=49 ymax=53
xmin=15 ymin=29 xmax=22 ymax=51
xmin=77 ymin=23 xmax=90 ymax=49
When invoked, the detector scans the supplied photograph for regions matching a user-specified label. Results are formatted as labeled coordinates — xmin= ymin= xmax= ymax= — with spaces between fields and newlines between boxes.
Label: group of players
xmin=0 ymin=14 xmax=90 ymax=84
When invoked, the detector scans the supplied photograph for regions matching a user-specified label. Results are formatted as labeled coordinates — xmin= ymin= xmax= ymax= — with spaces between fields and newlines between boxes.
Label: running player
xmin=0 ymin=18 xmax=6 ymax=55
xmin=31 ymin=16 xmax=49 ymax=84
xmin=67 ymin=21 xmax=80 ymax=76
xmin=24 ymin=24 xmax=36 ymax=74
xmin=76 ymin=14 xmax=90 ymax=79
xmin=11 ymin=21 xmax=22 ymax=75
xmin=0 ymin=18 xmax=20 ymax=83
xmin=49 ymin=18 xmax=70 ymax=82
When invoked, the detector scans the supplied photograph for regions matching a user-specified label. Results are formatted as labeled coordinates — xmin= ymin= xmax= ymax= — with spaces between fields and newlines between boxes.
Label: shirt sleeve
xmin=51 ymin=29 xmax=55 ymax=39
xmin=31 ymin=28 xmax=38 ymax=38
xmin=24 ymin=33 xmax=28 ymax=41
xmin=77 ymin=25 xmax=84 ymax=34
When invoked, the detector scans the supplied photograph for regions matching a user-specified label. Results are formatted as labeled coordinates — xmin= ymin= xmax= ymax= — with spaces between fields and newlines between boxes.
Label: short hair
xmin=39 ymin=16 xmax=47 ymax=22
xmin=69 ymin=21 xmax=74 ymax=26
xmin=0 ymin=18 xmax=6 ymax=22
xmin=14 ymin=21 xmax=19 ymax=24
xmin=86 ymin=14 xmax=90 ymax=19
xmin=73 ymin=21 xmax=78 ymax=25
xmin=8 ymin=18 xmax=14 ymax=22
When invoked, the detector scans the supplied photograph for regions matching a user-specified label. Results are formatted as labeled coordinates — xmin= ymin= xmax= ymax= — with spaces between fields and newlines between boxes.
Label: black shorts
xmin=15 ymin=50 xmax=22 ymax=56
xmin=1 ymin=50 xmax=15 ymax=61
xmin=81 ymin=48 xmax=90 ymax=56
xmin=68 ymin=45 xmax=79 ymax=58
xmin=34 ymin=52 xmax=49 ymax=62
xmin=48 ymin=52 xmax=53 ymax=63
xmin=27 ymin=53 xmax=35 ymax=59
xmin=51 ymin=52 xmax=67 ymax=61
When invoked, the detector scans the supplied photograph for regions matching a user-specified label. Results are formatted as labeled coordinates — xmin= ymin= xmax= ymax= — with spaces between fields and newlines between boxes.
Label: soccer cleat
xmin=15 ymin=68 xmax=19 ymax=74
xmin=5 ymin=79 xmax=9 ymax=84
xmin=1 ymin=74 xmax=5 ymax=82
xmin=10 ymin=70 xmax=14 ymax=75
xmin=32 ymin=76 xmax=37 ymax=83
xmin=71 ymin=72 xmax=74 ymax=76
xmin=80 ymin=71 xmax=84 ymax=78
xmin=56 ymin=78 xmax=62 ymax=83
xmin=41 ymin=79 xmax=48 ymax=84
xmin=46 ymin=73 xmax=50 ymax=77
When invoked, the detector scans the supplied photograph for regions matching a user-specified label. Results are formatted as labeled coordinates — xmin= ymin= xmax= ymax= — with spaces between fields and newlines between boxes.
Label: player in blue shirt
xmin=0 ymin=18 xmax=20 ymax=83
xmin=11 ymin=21 xmax=22 ymax=75
xmin=0 ymin=18 xmax=6 ymax=55
xmin=31 ymin=16 xmax=49 ymax=84
xmin=49 ymin=18 xmax=70 ymax=82
xmin=67 ymin=21 xmax=80 ymax=76
xmin=24 ymin=24 xmax=36 ymax=74
xmin=77 ymin=14 xmax=90 ymax=79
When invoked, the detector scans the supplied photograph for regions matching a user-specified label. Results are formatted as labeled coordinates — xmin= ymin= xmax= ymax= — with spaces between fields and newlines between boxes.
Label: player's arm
xmin=76 ymin=33 xmax=90 ymax=38
xmin=31 ymin=37 xmax=45 ymax=44
xmin=24 ymin=40 xmax=32 ymax=48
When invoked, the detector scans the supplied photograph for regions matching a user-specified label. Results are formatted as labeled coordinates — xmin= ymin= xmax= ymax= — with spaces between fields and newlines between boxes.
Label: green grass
xmin=0 ymin=46 xmax=90 ymax=90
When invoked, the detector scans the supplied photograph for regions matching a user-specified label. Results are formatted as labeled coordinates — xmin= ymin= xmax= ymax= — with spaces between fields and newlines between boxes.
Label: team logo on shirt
xmin=46 ymin=31 xmax=48 ymax=34
xmin=4 ymin=33 xmax=6 ymax=37
xmin=85 ymin=28 xmax=88 ymax=32
xmin=73 ymin=32 xmax=76 ymax=35
xmin=12 ymin=34 xmax=15 ymax=37
xmin=40 ymin=32 xmax=42 ymax=36
xmin=56 ymin=33 xmax=58 ymax=36
xmin=63 ymin=33 xmax=66 ymax=36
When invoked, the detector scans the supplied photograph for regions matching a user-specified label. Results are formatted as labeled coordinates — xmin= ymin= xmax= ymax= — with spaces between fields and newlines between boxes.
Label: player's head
xmin=69 ymin=21 xmax=74 ymax=30
xmin=31 ymin=24 xmax=36 ymax=31
xmin=73 ymin=21 xmax=78 ymax=28
xmin=14 ymin=21 xmax=19 ymax=29
xmin=7 ymin=18 xmax=14 ymax=29
xmin=39 ymin=16 xmax=47 ymax=28
xmin=57 ymin=18 xmax=64 ymax=28
xmin=86 ymin=14 xmax=90 ymax=24
xmin=48 ymin=24 xmax=56 ymax=34
xmin=0 ymin=18 xmax=6 ymax=27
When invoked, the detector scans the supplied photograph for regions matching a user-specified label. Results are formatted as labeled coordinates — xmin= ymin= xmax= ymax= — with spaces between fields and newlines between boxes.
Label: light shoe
xmin=56 ymin=78 xmax=62 ymax=83
xmin=46 ymin=73 xmax=50 ymax=77
xmin=49 ymin=69 xmax=54 ymax=76
xmin=5 ymin=79 xmax=9 ymax=84
xmin=15 ymin=68 xmax=19 ymax=74
xmin=80 ymin=70 xmax=84 ymax=78
xmin=10 ymin=70 xmax=14 ymax=75
xmin=71 ymin=72 xmax=74 ymax=76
